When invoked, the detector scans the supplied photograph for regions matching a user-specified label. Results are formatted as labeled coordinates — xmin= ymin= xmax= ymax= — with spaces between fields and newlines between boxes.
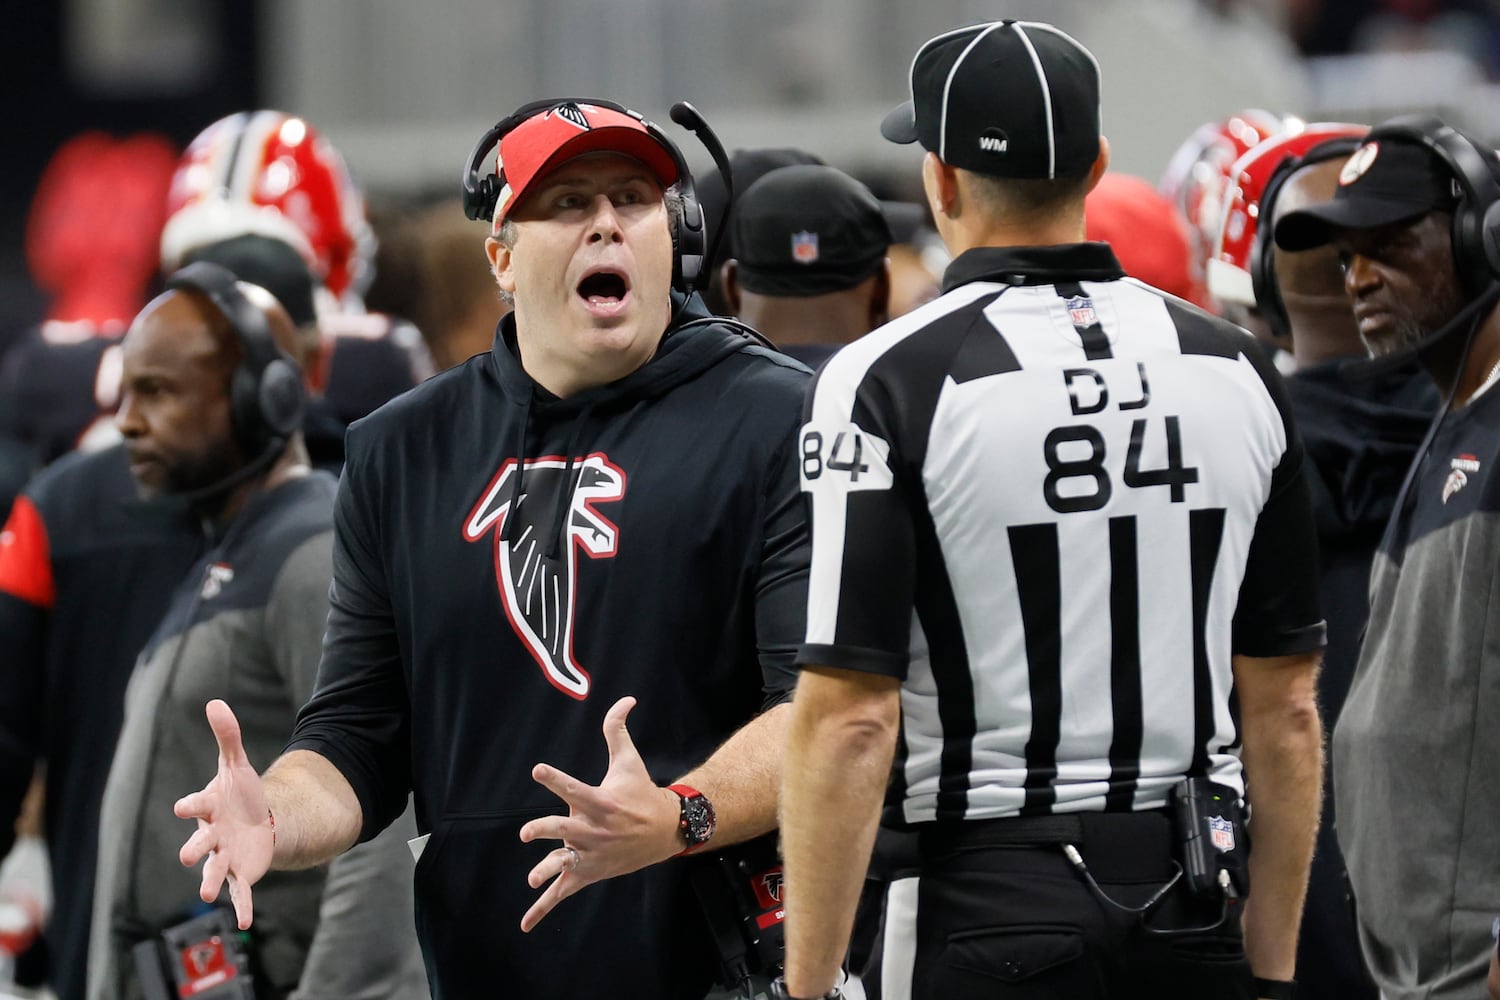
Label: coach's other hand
xmin=173 ymin=699 xmax=275 ymax=930
xmin=518 ymin=696 xmax=683 ymax=932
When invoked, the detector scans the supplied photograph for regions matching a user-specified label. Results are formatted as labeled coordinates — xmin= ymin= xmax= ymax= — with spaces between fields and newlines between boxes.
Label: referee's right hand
xmin=173 ymin=699 xmax=276 ymax=930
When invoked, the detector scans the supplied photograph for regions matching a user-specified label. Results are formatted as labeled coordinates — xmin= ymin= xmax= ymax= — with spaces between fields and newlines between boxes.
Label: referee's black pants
xmin=866 ymin=810 xmax=1254 ymax=1000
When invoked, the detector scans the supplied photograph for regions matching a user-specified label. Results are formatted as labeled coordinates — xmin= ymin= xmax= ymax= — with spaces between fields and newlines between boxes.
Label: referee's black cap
xmin=1273 ymin=132 xmax=1462 ymax=251
xmin=881 ymin=19 xmax=1102 ymax=180
xmin=731 ymin=164 xmax=893 ymax=297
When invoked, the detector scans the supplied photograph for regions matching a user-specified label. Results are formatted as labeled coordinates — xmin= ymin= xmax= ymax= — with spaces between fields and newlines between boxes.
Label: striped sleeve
xmin=795 ymin=354 xmax=916 ymax=678
xmin=1231 ymin=346 xmax=1326 ymax=656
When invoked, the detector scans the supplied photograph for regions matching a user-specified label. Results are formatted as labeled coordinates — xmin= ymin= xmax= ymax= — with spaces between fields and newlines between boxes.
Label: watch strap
xmin=668 ymin=783 xmax=712 ymax=855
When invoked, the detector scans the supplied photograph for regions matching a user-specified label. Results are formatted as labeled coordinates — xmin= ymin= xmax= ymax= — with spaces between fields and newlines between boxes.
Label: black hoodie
xmin=287 ymin=299 xmax=811 ymax=998
xmin=1284 ymin=357 xmax=1437 ymax=1000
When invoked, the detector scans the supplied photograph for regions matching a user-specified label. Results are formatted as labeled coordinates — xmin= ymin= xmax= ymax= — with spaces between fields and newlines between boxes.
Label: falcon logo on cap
xmin=549 ymin=102 xmax=593 ymax=132
xmin=1340 ymin=143 xmax=1379 ymax=186
xmin=791 ymin=231 xmax=820 ymax=265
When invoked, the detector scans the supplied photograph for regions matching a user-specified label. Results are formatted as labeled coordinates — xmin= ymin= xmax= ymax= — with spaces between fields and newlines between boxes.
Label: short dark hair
xmin=965 ymin=171 xmax=1091 ymax=220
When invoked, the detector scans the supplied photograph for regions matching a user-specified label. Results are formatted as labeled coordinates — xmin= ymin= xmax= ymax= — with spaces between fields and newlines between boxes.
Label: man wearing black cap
xmin=1275 ymin=118 xmax=1500 ymax=1000
xmin=779 ymin=19 xmax=1325 ymax=1000
xmin=721 ymin=164 xmax=894 ymax=368
xmin=172 ymin=99 xmax=810 ymax=998
xmin=695 ymin=146 xmax=827 ymax=314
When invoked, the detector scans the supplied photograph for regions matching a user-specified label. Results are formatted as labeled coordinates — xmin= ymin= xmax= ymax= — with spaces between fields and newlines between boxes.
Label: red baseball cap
xmin=492 ymin=102 xmax=680 ymax=225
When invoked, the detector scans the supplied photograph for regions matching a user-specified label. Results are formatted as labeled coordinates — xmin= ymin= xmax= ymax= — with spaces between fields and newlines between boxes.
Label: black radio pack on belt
xmin=131 ymin=907 xmax=256 ymax=999
xmin=1170 ymin=777 xmax=1250 ymax=901
xmin=688 ymin=831 xmax=787 ymax=993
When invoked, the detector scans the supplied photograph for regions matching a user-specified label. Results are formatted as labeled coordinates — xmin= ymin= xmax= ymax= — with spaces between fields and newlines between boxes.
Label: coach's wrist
xmin=1254 ymin=976 xmax=1296 ymax=1000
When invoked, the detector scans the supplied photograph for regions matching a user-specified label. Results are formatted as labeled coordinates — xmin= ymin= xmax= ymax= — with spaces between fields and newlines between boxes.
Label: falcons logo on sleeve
xmin=463 ymin=454 xmax=626 ymax=699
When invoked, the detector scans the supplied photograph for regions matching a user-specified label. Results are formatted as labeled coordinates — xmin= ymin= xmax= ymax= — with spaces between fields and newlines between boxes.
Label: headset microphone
xmin=670 ymin=101 xmax=735 ymax=278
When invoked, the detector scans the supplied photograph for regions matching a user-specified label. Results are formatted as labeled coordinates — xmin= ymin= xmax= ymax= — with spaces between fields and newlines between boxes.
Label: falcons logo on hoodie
xmin=463 ymin=453 xmax=626 ymax=699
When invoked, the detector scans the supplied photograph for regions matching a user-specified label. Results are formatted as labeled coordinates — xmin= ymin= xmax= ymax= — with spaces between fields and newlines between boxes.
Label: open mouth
xmin=577 ymin=269 xmax=629 ymax=310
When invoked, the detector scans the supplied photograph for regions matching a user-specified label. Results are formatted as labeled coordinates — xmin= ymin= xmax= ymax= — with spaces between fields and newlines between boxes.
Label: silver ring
xmin=564 ymin=846 xmax=580 ymax=871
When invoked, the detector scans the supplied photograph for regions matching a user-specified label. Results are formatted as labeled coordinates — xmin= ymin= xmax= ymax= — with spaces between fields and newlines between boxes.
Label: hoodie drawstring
xmin=545 ymin=402 xmax=596 ymax=561
xmin=499 ymin=385 xmax=534 ymax=544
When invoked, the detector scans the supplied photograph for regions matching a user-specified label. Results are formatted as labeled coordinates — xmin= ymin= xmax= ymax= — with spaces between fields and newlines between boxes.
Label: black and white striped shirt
xmin=796 ymin=243 xmax=1324 ymax=824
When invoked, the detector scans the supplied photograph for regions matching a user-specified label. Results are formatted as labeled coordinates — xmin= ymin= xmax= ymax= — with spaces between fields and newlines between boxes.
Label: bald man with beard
xmin=87 ymin=263 xmax=426 ymax=1000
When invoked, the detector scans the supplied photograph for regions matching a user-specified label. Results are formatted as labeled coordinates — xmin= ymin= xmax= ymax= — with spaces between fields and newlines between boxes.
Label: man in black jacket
xmin=174 ymin=100 xmax=810 ymax=998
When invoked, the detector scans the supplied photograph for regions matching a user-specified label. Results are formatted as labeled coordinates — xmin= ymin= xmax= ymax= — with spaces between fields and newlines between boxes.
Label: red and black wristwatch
xmin=668 ymin=783 xmax=716 ymax=854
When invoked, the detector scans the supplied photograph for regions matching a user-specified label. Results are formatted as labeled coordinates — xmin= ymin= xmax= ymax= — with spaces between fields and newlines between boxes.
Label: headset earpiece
xmin=1376 ymin=115 xmax=1500 ymax=297
xmin=166 ymin=261 xmax=306 ymax=461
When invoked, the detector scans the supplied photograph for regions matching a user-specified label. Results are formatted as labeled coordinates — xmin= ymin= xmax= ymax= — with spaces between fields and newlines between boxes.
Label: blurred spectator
xmin=25 ymin=132 xmax=179 ymax=337
xmin=1291 ymin=0 xmax=1500 ymax=76
xmin=879 ymin=200 xmax=944 ymax=317
xmin=0 ymin=132 xmax=178 ymax=517
xmin=720 ymin=164 xmax=893 ymax=367
xmin=410 ymin=198 xmax=510 ymax=370
xmin=1085 ymin=172 xmax=1207 ymax=305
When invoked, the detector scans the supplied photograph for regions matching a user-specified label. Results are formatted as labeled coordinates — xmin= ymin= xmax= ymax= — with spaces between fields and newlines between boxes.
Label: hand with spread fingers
xmin=173 ymin=699 xmax=276 ymax=930
xmin=517 ymin=696 xmax=683 ymax=932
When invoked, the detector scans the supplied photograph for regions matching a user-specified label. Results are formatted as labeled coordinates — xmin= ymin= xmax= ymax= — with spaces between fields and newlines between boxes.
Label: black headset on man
xmin=460 ymin=97 xmax=736 ymax=302
xmin=1255 ymin=117 xmax=1500 ymax=344
xmin=162 ymin=260 xmax=306 ymax=501
xmin=1304 ymin=116 xmax=1500 ymax=523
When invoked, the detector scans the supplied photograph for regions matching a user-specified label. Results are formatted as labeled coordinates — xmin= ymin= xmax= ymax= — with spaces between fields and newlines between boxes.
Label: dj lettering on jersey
xmin=462 ymin=454 xmax=627 ymax=699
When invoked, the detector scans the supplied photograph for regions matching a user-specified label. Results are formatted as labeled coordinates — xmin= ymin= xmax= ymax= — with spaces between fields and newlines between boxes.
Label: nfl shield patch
xmin=791 ymin=231 xmax=819 ymax=265
xmin=1066 ymin=295 xmax=1097 ymax=327
xmin=1208 ymin=816 xmax=1236 ymax=853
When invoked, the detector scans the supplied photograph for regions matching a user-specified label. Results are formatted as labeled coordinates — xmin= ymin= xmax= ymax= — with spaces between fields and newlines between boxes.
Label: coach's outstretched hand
xmin=518 ymin=696 xmax=683 ymax=932
xmin=173 ymin=699 xmax=275 ymax=930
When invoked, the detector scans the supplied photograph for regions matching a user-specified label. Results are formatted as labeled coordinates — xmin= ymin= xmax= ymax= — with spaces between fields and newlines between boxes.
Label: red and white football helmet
xmin=1207 ymin=122 xmax=1370 ymax=311
xmin=160 ymin=111 xmax=375 ymax=303
xmin=1159 ymin=110 xmax=1299 ymax=295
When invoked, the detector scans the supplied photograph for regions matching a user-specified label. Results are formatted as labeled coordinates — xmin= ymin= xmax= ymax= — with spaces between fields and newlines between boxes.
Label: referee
xmin=777 ymin=19 xmax=1325 ymax=1000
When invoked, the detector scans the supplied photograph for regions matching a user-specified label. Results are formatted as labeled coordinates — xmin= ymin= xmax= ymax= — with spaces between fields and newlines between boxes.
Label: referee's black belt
xmin=916 ymin=809 xmax=1173 ymax=872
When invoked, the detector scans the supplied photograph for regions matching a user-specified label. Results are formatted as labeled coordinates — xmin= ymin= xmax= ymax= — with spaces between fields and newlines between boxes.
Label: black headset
xmin=165 ymin=261 xmax=305 ymax=461
xmin=1251 ymin=134 xmax=1367 ymax=342
xmin=1367 ymin=115 xmax=1500 ymax=297
xmin=461 ymin=98 xmax=733 ymax=297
